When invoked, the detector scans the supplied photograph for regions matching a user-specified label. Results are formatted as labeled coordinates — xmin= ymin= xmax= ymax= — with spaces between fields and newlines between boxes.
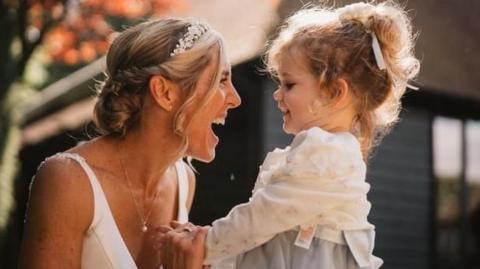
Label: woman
xmin=18 ymin=17 xmax=241 ymax=269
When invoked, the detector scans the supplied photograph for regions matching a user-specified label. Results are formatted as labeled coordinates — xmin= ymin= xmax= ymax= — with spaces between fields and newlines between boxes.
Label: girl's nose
xmin=273 ymin=88 xmax=282 ymax=101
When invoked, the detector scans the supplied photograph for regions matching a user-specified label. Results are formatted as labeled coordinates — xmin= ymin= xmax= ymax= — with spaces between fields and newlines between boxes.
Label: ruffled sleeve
xmin=205 ymin=127 xmax=370 ymax=264
xmin=278 ymin=127 xmax=366 ymax=185
xmin=344 ymin=229 xmax=384 ymax=268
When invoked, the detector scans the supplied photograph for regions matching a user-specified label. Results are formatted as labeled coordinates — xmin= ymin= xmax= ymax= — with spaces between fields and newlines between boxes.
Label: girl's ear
xmin=148 ymin=75 xmax=181 ymax=111
xmin=330 ymin=78 xmax=352 ymax=110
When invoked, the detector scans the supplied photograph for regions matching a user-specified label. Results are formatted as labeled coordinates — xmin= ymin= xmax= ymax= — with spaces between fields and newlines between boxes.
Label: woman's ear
xmin=148 ymin=75 xmax=180 ymax=111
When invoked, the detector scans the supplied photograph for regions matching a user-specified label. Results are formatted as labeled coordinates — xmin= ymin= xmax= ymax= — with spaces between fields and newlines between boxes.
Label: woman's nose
xmin=227 ymin=84 xmax=241 ymax=109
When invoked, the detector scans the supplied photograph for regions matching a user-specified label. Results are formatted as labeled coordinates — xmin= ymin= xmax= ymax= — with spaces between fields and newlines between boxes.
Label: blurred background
xmin=0 ymin=0 xmax=479 ymax=268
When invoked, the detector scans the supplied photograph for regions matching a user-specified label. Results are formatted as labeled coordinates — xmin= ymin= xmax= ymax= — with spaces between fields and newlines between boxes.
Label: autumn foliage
xmin=31 ymin=0 xmax=188 ymax=65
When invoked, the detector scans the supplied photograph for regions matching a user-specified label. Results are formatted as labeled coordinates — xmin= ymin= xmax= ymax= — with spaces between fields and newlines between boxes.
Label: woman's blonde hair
xmin=93 ymin=18 xmax=226 ymax=155
xmin=266 ymin=1 xmax=420 ymax=159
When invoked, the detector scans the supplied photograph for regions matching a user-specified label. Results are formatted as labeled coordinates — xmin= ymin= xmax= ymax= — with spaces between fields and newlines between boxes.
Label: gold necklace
xmin=118 ymin=146 xmax=158 ymax=233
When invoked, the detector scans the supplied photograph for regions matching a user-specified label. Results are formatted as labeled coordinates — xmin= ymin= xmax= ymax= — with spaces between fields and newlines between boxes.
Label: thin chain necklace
xmin=118 ymin=145 xmax=158 ymax=233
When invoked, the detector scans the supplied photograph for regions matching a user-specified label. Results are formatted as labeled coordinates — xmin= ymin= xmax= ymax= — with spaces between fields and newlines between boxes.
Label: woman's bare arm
xmin=18 ymin=157 xmax=93 ymax=269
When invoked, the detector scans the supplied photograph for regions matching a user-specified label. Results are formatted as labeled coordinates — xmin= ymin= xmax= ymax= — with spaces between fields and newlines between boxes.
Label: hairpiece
xmin=372 ymin=32 xmax=419 ymax=90
xmin=371 ymin=32 xmax=386 ymax=70
xmin=170 ymin=22 xmax=208 ymax=57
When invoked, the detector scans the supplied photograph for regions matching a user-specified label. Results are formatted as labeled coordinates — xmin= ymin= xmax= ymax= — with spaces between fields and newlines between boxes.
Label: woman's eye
xmin=220 ymin=78 xmax=228 ymax=86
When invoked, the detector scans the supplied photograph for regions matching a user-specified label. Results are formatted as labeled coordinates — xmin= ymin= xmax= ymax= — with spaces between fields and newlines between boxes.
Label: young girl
xmin=162 ymin=2 xmax=420 ymax=268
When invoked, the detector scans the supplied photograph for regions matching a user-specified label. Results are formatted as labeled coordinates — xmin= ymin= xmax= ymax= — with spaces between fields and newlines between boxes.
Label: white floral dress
xmin=205 ymin=127 xmax=383 ymax=269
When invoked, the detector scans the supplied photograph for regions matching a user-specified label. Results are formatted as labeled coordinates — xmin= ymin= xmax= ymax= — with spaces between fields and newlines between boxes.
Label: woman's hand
xmin=159 ymin=221 xmax=209 ymax=269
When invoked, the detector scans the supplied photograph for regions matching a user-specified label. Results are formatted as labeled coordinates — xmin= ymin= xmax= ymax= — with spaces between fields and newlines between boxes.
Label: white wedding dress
xmin=45 ymin=152 xmax=189 ymax=269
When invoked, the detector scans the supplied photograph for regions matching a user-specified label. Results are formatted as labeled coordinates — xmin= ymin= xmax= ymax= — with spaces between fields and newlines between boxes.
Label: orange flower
xmin=63 ymin=49 xmax=79 ymax=65
xmin=79 ymin=42 xmax=97 ymax=62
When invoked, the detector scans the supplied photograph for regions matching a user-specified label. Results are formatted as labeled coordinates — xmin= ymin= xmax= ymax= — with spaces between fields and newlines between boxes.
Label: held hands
xmin=156 ymin=221 xmax=210 ymax=269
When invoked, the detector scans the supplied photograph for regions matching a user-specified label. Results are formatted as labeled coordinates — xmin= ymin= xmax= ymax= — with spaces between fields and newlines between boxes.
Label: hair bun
xmin=101 ymin=77 xmax=122 ymax=95
xmin=337 ymin=2 xmax=377 ymax=27
xmin=93 ymin=76 xmax=143 ymax=137
xmin=338 ymin=2 xmax=420 ymax=95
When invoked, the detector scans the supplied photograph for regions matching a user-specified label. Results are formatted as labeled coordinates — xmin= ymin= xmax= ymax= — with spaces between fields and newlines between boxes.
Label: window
xmin=466 ymin=121 xmax=480 ymax=266
xmin=433 ymin=117 xmax=480 ymax=268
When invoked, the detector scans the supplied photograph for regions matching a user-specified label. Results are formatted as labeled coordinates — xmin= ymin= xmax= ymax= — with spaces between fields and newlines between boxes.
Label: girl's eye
xmin=284 ymin=82 xmax=295 ymax=90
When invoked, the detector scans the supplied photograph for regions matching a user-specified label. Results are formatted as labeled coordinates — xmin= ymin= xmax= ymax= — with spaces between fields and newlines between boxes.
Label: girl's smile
xmin=273 ymin=54 xmax=326 ymax=135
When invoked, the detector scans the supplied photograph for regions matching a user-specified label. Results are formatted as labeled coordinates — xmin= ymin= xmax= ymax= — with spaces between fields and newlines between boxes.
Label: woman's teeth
xmin=212 ymin=118 xmax=225 ymax=125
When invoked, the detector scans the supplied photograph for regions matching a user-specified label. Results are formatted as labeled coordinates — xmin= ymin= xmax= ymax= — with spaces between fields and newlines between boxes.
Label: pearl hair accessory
xmin=170 ymin=22 xmax=209 ymax=57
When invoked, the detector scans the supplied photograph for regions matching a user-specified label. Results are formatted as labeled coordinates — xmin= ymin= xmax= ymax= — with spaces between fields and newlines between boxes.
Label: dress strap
xmin=50 ymin=152 xmax=138 ymax=268
xmin=175 ymin=160 xmax=189 ymax=223
xmin=51 ymin=152 xmax=103 ymax=229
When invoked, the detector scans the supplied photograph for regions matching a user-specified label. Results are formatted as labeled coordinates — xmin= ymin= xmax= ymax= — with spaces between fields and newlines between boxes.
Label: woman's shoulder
xmin=32 ymin=138 xmax=106 ymax=209
xmin=30 ymin=148 xmax=95 ymax=232
xmin=34 ymin=151 xmax=94 ymax=202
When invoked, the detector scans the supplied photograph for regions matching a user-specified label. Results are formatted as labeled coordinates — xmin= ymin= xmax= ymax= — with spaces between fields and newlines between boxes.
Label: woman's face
xmin=184 ymin=52 xmax=241 ymax=162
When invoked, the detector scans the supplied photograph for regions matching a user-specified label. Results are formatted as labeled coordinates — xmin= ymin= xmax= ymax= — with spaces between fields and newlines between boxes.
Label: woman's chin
xmin=189 ymin=143 xmax=217 ymax=163
xmin=192 ymin=151 xmax=216 ymax=163
xmin=186 ymin=130 xmax=219 ymax=163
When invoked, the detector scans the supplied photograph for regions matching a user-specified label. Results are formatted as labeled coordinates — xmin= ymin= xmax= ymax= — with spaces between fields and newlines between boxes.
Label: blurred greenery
xmin=0 ymin=2 xmax=67 ymax=246
xmin=0 ymin=84 xmax=28 ymax=234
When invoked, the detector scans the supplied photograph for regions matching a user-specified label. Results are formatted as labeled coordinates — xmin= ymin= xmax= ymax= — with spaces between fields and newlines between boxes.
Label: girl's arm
xmin=205 ymin=128 xmax=369 ymax=264
xmin=205 ymin=175 xmax=365 ymax=263
xmin=159 ymin=177 xmax=364 ymax=269
xmin=18 ymin=158 xmax=93 ymax=269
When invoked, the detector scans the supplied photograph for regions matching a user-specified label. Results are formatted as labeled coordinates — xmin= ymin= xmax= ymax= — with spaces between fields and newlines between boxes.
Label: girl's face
xmin=273 ymin=53 xmax=328 ymax=135
xmin=185 ymin=53 xmax=241 ymax=163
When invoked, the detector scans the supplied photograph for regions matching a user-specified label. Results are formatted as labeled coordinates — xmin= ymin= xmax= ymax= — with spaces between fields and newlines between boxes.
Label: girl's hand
xmin=159 ymin=221 xmax=209 ymax=269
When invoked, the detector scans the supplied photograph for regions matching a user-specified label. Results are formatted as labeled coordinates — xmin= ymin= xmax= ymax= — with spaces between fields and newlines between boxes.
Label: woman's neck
xmin=114 ymin=126 xmax=183 ymax=196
